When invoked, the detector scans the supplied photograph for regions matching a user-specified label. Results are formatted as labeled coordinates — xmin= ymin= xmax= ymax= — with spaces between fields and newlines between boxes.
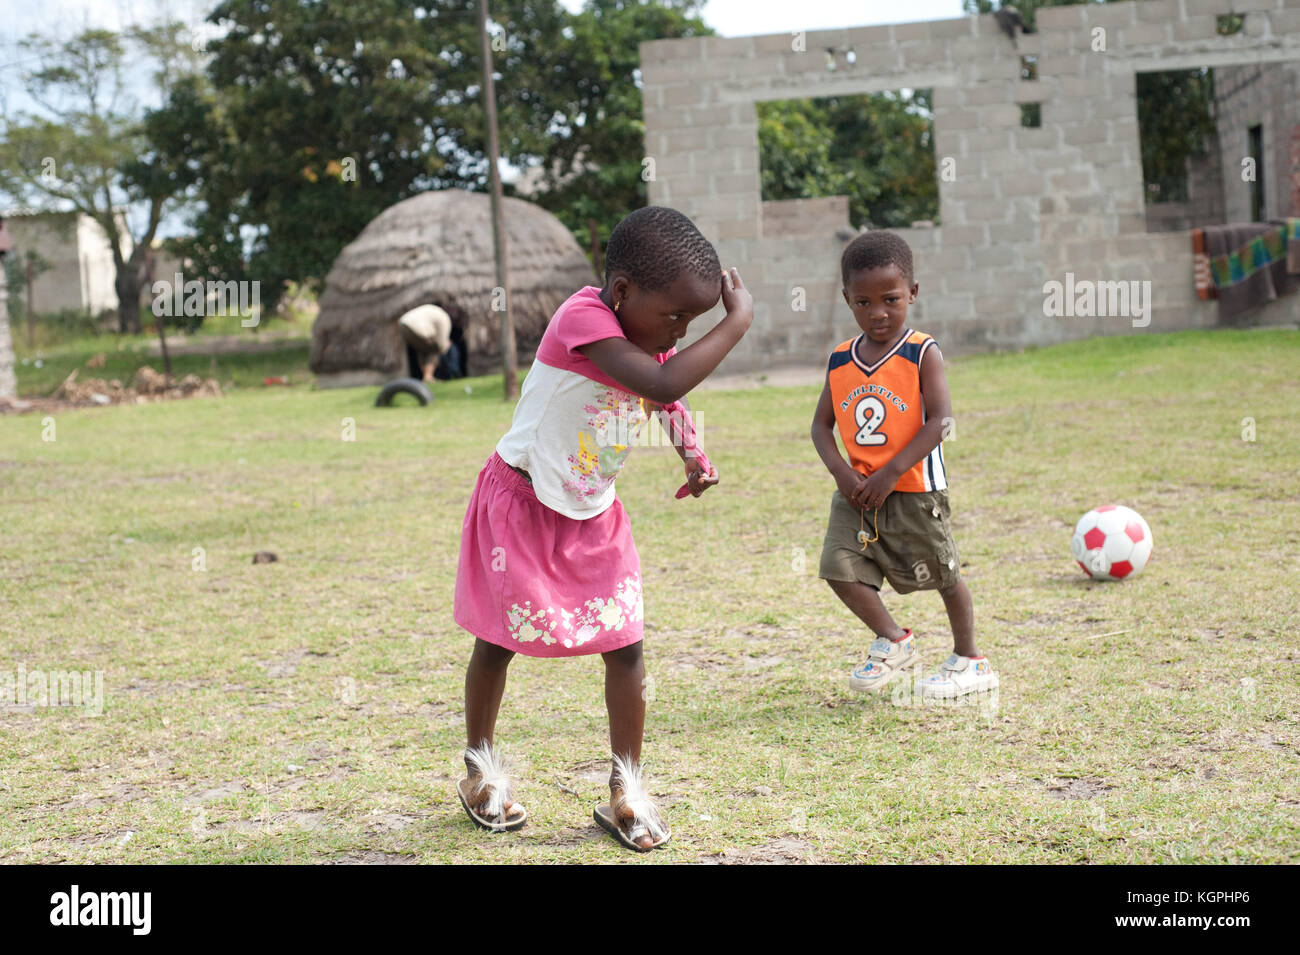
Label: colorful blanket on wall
xmin=1192 ymin=220 xmax=1300 ymax=323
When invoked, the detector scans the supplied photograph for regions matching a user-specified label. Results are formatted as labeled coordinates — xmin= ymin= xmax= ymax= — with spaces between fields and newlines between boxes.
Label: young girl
xmin=453 ymin=206 xmax=753 ymax=851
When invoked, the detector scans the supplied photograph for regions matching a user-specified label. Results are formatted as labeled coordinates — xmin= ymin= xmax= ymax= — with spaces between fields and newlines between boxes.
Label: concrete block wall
xmin=761 ymin=196 xmax=850 ymax=238
xmin=1213 ymin=62 xmax=1300 ymax=222
xmin=1292 ymin=122 xmax=1300 ymax=210
xmin=640 ymin=0 xmax=1300 ymax=373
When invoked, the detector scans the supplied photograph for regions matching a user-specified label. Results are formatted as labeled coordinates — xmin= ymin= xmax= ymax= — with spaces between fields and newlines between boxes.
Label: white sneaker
xmin=849 ymin=630 xmax=918 ymax=694
xmin=920 ymin=654 xmax=998 ymax=699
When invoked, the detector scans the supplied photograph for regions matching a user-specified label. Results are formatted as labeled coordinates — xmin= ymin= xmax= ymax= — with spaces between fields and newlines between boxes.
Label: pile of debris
xmin=0 ymin=365 xmax=223 ymax=415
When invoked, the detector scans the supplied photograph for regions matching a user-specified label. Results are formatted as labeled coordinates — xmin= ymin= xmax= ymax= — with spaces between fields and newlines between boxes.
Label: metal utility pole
xmin=478 ymin=0 xmax=517 ymax=400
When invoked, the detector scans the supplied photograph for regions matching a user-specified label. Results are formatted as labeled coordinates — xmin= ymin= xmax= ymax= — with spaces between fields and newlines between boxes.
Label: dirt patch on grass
xmin=567 ymin=758 xmax=612 ymax=786
xmin=539 ymin=826 xmax=608 ymax=847
xmin=1252 ymin=734 xmax=1297 ymax=754
xmin=257 ymin=647 xmax=329 ymax=679
xmin=121 ymin=678 xmax=210 ymax=697
xmin=326 ymin=850 xmax=419 ymax=865
xmin=703 ymin=836 xmax=821 ymax=865
xmin=61 ymin=784 xmax=151 ymax=809
xmin=663 ymin=649 xmax=731 ymax=673
xmin=62 ymin=828 xmax=137 ymax=848
xmin=1047 ymin=777 xmax=1114 ymax=800
xmin=364 ymin=812 xmax=423 ymax=833
xmin=414 ymin=701 xmax=461 ymax=724
xmin=182 ymin=781 xmax=248 ymax=805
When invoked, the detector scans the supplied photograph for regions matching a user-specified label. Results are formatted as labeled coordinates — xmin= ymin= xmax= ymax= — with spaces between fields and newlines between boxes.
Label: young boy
xmin=810 ymin=231 xmax=997 ymax=698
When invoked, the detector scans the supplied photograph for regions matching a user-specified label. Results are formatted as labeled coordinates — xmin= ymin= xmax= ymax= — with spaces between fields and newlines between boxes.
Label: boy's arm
xmin=811 ymin=380 xmax=868 ymax=506
xmin=859 ymin=345 xmax=952 ymax=509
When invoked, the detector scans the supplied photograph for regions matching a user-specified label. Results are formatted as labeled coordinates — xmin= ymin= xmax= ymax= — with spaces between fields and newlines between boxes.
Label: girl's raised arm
xmin=579 ymin=268 xmax=753 ymax=405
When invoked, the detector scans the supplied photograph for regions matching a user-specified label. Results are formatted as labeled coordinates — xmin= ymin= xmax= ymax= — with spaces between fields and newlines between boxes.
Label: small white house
xmin=2 ymin=210 xmax=130 ymax=316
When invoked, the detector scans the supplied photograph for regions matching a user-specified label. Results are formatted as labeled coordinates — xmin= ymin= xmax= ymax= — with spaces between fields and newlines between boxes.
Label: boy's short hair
xmin=604 ymin=206 xmax=721 ymax=292
xmin=841 ymin=230 xmax=914 ymax=286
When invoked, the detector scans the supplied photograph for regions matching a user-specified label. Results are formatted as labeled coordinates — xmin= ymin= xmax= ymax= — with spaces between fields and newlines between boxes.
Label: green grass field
xmin=1 ymin=328 xmax=1297 ymax=863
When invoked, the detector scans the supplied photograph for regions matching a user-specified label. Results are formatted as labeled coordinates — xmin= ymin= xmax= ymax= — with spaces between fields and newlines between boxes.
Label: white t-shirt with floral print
xmin=496 ymin=286 xmax=673 ymax=521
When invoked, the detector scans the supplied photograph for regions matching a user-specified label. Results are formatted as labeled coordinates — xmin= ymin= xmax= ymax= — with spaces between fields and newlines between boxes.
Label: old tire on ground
xmin=375 ymin=377 xmax=434 ymax=407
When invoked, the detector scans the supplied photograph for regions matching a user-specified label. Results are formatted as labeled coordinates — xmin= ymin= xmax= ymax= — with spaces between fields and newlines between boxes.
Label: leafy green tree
xmin=1135 ymin=68 xmax=1216 ymax=203
xmin=160 ymin=0 xmax=490 ymax=311
xmin=2 ymin=248 xmax=53 ymax=337
xmin=157 ymin=0 xmax=707 ymax=309
xmin=0 ymin=24 xmax=203 ymax=334
xmin=523 ymin=0 xmax=712 ymax=265
xmin=758 ymin=100 xmax=847 ymax=203
xmin=758 ymin=91 xmax=938 ymax=229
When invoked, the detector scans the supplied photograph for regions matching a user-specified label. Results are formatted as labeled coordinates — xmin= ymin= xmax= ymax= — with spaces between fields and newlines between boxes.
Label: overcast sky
xmin=3 ymin=0 xmax=969 ymax=45
xmin=557 ymin=0 xmax=969 ymax=32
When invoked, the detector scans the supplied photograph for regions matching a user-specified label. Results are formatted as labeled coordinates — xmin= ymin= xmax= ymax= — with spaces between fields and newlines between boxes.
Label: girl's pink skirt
xmin=453 ymin=452 xmax=644 ymax=657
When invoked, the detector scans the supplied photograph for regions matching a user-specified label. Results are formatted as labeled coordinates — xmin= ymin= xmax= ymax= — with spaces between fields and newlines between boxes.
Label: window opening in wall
xmin=1248 ymin=123 xmax=1265 ymax=222
xmin=1141 ymin=60 xmax=1299 ymax=232
xmin=1137 ymin=67 xmax=1217 ymax=211
xmin=756 ymin=90 xmax=938 ymax=229
xmin=1216 ymin=14 xmax=1245 ymax=37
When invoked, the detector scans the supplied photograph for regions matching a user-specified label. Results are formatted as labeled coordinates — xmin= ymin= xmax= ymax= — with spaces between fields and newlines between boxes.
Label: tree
xmin=0 ymin=24 xmax=205 ymax=335
xmin=2 ymin=248 xmax=54 ymax=346
xmin=159 ymin=0 xmax=712 ymax=306
xmin=523 ymin=0 xmax=713 ymax=259
xmin=757 ymin=90 xmax=939 ymax=229
xmin=165 ymin=0 xmax=572 ymax=313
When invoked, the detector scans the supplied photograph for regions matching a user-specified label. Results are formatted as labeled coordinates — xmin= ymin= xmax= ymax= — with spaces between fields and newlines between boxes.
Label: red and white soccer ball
xmin=1071 ymin=505 xmax=1153 ymax=580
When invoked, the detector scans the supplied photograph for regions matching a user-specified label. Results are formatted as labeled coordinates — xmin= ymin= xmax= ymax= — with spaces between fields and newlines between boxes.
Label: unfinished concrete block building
xmin=639 ymin=0 xmax=1300 ymax=372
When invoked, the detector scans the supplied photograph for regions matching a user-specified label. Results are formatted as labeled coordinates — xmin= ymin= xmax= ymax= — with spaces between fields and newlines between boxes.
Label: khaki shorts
xmin=819 ymin=488 xmax=961 ymax=594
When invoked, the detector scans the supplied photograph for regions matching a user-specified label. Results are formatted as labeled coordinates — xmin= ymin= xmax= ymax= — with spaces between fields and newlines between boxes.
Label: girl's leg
xmin=939 ymin=579 xmax=978 ymax=658
xmin=461 ymin=638 xmax=522 ymax=820
xmin=601 ymin=640 xmax=665 ymax=849
xmin=826 ymin=579 xmax=908 ymax=641
xmin=602 ymin=641 xmax=645 ymax=764
xmin=464 ymin=637 xmax=515 ymax=765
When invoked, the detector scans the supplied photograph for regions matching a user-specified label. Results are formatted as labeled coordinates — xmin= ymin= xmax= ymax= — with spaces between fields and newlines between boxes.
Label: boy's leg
xmin=921 ymin=577 xmax=997 ymax=699
xmin=939 ymin=578 xmax=978 ymax=658
xmin=820 ymin=491 xmax=908 ymax=643
xmin=828 ymin=578 xmax=919 ymax=694
xmin=826 ymin=578 xmax=908 ymax=642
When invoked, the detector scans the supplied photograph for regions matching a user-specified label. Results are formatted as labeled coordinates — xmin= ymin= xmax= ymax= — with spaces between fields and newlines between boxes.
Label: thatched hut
xmin=310 ymin=190 xmax=595 ymax=386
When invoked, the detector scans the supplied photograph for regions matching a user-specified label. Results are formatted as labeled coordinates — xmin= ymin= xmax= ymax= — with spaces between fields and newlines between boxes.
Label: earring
xmin=614 ymin=300 xmax=621 ymax=314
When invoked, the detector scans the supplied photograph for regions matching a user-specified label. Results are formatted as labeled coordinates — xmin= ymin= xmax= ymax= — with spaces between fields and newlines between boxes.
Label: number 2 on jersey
xmin=853 ymin=396 xmax=887 ymax=446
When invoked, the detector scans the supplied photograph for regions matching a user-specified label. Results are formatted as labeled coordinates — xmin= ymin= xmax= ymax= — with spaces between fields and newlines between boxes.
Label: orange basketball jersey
xmin=827 ymin=329 xmax=947 ymax=493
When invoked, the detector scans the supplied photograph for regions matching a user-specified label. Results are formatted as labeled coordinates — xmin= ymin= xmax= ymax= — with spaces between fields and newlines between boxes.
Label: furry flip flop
xmin=594 ymin=754 xmax=670 ymax=852
xmin=458 ymin=743 xmax=526 ymax=832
